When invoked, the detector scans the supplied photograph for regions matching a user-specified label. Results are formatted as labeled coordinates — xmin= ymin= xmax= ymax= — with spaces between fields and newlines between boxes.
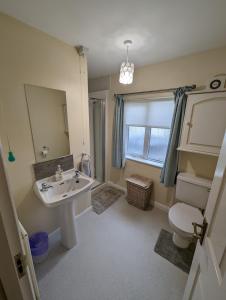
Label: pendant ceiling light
xmin=119 ymin=40 xmax=134 ymax=85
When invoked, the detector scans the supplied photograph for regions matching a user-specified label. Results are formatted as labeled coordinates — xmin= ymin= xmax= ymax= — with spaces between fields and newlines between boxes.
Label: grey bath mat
xmin=154 ymin=229 xmax=196 ymax=273
xmin=92 ymin=186 xmax=124 ymax=214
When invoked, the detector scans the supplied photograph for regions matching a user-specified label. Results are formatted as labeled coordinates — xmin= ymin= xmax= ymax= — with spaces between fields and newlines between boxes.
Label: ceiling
xmin=0 ymin=0 xmax=226 ymax=79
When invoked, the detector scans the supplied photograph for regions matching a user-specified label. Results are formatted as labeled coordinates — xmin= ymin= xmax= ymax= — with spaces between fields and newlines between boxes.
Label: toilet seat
xmin=169 ymin=203 xmax=203 ymax=237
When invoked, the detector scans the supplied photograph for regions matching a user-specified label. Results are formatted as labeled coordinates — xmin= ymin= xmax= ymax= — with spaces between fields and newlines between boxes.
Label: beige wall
xmin=0 ymin=13 xmax=90 ymax=234
xmin=88 ymin=76 xmax=110 ymax=92
xmin=90 ymin=47 xmax=226 ymax=206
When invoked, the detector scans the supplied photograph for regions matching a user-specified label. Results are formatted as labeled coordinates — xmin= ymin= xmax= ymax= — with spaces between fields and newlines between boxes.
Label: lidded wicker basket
xmin=126 ymin=174 xmax=153 ymax=210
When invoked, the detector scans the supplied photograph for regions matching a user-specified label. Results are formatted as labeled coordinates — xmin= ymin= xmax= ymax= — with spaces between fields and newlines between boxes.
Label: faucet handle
xmin=41 ymin=182 xmax=50 ymax=192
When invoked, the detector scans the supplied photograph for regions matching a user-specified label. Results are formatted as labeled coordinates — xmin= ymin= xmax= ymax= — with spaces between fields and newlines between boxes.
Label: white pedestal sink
xmin=34 ymin=169 xmax=94 ymax=249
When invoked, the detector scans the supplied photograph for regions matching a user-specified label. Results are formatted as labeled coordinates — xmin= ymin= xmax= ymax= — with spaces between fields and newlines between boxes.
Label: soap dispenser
xmin=55 ymin=165 xmax=63 ymax=181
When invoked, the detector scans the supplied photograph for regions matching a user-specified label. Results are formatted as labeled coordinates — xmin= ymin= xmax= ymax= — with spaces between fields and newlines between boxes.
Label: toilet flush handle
xmin=192 ymin=218 xmax=208 ymax=245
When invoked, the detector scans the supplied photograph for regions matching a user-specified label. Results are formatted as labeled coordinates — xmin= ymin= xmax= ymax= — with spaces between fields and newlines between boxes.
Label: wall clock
xmin=210 ymin=79 xmax=221 ymax=90
xmin=207 ymin=75 xmax=226 ymax=91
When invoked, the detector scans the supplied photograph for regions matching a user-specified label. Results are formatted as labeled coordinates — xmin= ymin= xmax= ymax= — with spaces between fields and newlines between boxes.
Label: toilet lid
xmin=169 ymin=203 xmax=203 ymax=234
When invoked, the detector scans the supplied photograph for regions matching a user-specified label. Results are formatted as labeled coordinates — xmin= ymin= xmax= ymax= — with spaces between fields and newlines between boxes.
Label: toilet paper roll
xmin=41 ymin=147 xmax=49 ymax=157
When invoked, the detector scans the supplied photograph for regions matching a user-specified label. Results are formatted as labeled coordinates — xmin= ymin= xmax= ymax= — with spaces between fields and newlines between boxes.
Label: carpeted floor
xmin=35 ymin=197 xmax=188 ymax=300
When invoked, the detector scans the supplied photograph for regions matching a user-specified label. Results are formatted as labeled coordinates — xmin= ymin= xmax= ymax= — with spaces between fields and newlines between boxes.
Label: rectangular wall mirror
xmin=25 ymin=84 xmax=70 ymax=162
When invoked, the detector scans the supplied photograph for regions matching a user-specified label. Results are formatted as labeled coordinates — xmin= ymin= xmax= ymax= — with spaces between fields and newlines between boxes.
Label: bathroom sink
xmin=34 ymin=169 xmax=93 ymax=207
xmin=33 ymin=169 xmax=94 ymax=249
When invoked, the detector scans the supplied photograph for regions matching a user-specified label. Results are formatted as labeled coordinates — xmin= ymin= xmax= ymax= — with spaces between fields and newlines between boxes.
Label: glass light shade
xmin=119 ymin=61 xmax=134 ymax=85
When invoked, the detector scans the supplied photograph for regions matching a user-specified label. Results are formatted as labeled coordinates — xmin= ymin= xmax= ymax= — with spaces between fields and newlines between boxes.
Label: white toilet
xmin=168 ymin=172 xmax=212 ymax=248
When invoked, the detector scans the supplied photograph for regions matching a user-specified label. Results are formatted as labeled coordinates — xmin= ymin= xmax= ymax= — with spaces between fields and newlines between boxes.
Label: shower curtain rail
xmin=89 ymin=97 xmax=104 ymax=101
xmin=114 ymin=84 xmax=196 ymax=97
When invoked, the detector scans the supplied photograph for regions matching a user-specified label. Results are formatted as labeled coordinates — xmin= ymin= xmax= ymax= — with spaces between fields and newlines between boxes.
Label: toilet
xmin=168 ymin=172 xmax=212 ymax=248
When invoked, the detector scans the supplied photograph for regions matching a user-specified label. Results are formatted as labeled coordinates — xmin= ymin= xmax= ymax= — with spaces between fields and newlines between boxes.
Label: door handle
xmin=192 ymin=217 xmax=208 ymax=245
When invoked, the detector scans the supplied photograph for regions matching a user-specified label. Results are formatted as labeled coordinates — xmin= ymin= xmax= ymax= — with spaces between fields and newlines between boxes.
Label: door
xmin=0 ymin=143 xmax=36 ymax=300
xmin=183 ymin=131 xmax=226 ymax=300
xmin=180 ymin=92 xmax=226 ymax=156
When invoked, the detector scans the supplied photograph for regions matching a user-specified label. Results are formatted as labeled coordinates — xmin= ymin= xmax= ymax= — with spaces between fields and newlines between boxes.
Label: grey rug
xmin=92 ymin=186 xmax=124 ymax=214
xmin=154 ymin=229 xmax=196 ymax=273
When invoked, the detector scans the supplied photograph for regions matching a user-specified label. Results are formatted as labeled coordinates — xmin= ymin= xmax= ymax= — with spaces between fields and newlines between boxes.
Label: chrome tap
xmin=74 ymin=170 xmax=80 ymax=182
xmin=40 ymin=182 xmax=52 ymax=192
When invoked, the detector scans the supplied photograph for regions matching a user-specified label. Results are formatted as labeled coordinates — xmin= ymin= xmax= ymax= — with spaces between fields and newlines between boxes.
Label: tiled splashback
xmin=33 ymin=154 xmax=74 ymax=180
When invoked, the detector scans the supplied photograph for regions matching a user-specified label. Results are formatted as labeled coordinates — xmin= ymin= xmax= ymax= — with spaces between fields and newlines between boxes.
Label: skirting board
xmin=91 ymin=182 xmax=107 ymax=194
xmin=107 ymin=181 xmax=127 ymax=193
xmin=107 ymin=181 xmax=169 ymax=212
xmin=75 ymin=206 xmax=92 ymax=219
xmin=153 ymin=201 xmax=169 ymax=213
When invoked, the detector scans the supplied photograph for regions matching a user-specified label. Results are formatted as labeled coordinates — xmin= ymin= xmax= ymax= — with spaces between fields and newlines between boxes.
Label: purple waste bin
xmin=29 ymin=232 xmax=49 ymax=263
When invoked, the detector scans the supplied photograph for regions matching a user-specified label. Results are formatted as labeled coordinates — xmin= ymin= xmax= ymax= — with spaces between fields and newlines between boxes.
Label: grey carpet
xmin=154 ymin=229 xmax=196 ymax=273
xmin=91 ymin=185 xmax=124 ymax=214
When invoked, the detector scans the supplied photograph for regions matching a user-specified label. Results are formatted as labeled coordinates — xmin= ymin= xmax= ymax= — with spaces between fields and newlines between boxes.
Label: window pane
xmin=148 ymin=128 xmax=170 ymax=163
xmin=127 ymin=126 xmax=145 ymax=156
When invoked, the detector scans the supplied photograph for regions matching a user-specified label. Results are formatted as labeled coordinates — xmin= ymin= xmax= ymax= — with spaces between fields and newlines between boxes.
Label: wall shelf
xmin=177 ymin=147 xmax=219 ymax=157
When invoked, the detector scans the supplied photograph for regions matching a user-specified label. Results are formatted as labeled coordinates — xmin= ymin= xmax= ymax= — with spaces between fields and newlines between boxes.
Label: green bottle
xmin=8 ymin=151 xmax=16 ymax=162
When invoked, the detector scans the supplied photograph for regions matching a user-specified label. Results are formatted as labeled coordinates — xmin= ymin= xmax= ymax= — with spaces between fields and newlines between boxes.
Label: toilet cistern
xmin=168 ymin=172 xmax=212 ymax=249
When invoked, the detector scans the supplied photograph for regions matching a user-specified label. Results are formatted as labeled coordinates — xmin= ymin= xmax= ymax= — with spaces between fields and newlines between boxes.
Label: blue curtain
xmin=112 ymin=95 xmax=124 ymax=168
xmin=160 ymin=87 xmax=192 ymax=186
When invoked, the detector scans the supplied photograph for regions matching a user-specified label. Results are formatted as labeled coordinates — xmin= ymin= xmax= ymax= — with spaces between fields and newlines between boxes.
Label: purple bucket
xmin=29 ymin=232 xmax=49 ymax=263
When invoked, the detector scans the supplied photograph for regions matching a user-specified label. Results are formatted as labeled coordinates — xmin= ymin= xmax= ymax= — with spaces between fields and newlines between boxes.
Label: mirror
xmin=25 ymin=84 xmax=70 ymax=162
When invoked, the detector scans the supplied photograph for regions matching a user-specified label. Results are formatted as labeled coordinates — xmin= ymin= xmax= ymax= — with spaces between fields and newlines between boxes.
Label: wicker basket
xmin=126 ymin=174 xmax=153 ymax=210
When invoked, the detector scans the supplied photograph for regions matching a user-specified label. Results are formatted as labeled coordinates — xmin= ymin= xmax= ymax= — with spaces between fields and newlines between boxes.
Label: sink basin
xmin=34 ymin=170 xmax=93 ymax=208
xmin=34 ymin=169 xmax=94 ymax=249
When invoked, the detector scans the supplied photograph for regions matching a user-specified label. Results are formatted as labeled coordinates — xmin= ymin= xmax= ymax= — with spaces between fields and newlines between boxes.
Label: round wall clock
xmin=210 ymin=79 xmax=221 ymax=90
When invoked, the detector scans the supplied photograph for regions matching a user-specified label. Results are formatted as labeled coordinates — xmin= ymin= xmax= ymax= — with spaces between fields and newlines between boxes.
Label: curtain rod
xmin=89 ymin=97 xmax=103 ymax=101
xmin=114 ymin=84 xmax=196 ymax=97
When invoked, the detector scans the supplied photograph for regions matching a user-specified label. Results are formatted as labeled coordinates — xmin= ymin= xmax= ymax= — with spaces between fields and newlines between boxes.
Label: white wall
xmin=0 ymin=13 xmax=90 ymax=234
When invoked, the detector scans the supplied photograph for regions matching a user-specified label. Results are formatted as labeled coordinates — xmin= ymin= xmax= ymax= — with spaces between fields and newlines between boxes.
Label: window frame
xmin=125 ymin=124 xmax=171 ymax=167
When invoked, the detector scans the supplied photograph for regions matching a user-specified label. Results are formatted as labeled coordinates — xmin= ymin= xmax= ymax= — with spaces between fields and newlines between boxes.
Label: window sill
xmin=125 ymin=155 xmax=163 ymax=169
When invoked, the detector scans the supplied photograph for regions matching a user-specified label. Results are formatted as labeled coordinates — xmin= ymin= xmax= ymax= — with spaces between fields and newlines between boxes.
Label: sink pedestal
xmin=59 ymin=200 xmax=77 ymax=249
xmin=34 ymin=169 xmax=94 ymax=250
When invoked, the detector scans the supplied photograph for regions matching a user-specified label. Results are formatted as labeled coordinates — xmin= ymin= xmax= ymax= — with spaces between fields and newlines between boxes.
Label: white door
xmin=183 ymin=131 xmax=226 ymax=300
xmin=0 ymin=144 xmax=37 ymax=300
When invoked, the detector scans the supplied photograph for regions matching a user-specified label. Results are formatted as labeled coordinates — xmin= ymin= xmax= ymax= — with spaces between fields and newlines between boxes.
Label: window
xmin=148 ymin=128 xmax=170 ymax=163
xmin=125 ymin=98 xmax=174 ymax=167
xmin=127 ymin=126 xmax=145 ymax=156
